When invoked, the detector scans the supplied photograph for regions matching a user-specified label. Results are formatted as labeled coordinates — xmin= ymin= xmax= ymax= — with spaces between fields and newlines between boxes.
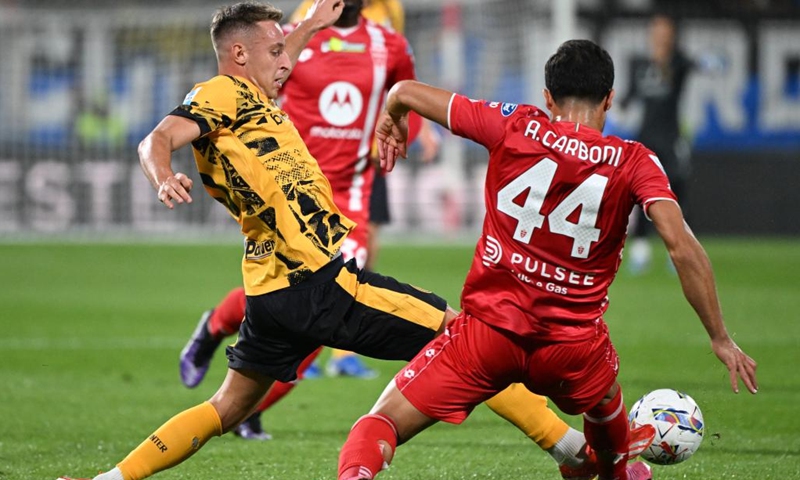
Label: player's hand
xmin=304 ymin=0 xmax=344 ymax=31
xmin=711 ymin=336 xmax=758 ymax=394
xmin=157 ymin=172 xmax=193 ymax=209
xmin=375 ymin=111 xmax=408 ymax=172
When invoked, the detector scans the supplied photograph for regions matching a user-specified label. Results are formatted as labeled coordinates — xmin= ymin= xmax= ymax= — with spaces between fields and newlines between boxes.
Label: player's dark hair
xmin=211 ymin=2 xmax=283 ymax=52
xmin=545 ymin=39 xmax=614 ymax=105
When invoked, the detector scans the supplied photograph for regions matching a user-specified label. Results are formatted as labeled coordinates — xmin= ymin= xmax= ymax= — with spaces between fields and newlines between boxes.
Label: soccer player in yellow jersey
xmin=60 ymin=2 xmax=651 ymax=479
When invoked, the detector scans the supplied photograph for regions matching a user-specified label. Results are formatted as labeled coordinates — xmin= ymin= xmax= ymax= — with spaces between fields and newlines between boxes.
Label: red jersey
xmin=281 ymin=18 xmax=416 ymax=214
xmin=448 ymin=95 xmax=677 ymax=342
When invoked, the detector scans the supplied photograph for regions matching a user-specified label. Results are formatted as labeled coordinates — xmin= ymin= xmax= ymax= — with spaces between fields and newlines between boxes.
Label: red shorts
xmin=394 ymin=313 xmax=619 ymax=422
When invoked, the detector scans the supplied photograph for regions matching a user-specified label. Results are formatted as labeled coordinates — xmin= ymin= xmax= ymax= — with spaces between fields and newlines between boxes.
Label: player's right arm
xmin=284 ymin=0 xmax=343 ymax=67
xmin=648 ymin=200 xmax=758 ymax=395
xmin=138 ymin=115 xmax=200 ymax=209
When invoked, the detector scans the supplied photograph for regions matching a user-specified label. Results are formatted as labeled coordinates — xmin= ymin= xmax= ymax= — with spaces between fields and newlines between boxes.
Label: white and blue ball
xmin=628 ymin=388 xmax=705 ymax=465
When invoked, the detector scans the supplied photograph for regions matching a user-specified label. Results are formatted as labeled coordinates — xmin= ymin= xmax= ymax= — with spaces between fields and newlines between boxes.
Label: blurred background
xmin=0 ymin=0 xmax=798 ymax=242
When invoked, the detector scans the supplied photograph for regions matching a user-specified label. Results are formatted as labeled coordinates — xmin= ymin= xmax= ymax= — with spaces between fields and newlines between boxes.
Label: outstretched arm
xmin=284 ymin=0 xmax=343 ymax=67
xmin=377 ymin=80 xmax=453 ymax=171
xmin=648 ymin=200 xmax=758 ymax=394
xmin=138 ymin=115 xmax=201 ymax=209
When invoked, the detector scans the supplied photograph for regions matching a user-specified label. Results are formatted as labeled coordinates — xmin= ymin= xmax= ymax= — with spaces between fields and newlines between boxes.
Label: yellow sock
xmin=331 ymin=348 xmax=354 ymax=359
xmin=485 ymin=383 xmax=569 ymax=450
xmin=117 ymin=401 xmax=223 ymax=480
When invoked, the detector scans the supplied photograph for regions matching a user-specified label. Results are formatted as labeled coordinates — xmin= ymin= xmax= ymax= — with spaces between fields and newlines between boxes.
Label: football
xmin=628 ymin=388 xmax=705 ymax=465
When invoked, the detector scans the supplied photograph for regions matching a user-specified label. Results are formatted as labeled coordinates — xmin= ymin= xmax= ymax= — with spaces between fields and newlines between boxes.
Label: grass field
xmin=1 ymin=238 xmax=798 ymax=479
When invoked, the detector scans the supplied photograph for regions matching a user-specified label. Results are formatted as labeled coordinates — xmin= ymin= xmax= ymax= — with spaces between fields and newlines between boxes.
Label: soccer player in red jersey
xmin=279 ymin=0 xmax=417 ymax=270
xmin=337 ymin=39 xmax=759 ymax=480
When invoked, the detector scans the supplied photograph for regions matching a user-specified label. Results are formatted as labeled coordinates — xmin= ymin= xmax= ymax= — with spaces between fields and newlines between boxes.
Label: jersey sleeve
xmin=169 ymin=77 xmax=237 ymax=137
xmin=627 ymin=144 xmax=679 ymax=218
xmin=448 ymin=95 xmax=516 ymax=149
xmin=386 ymin=34 xmax=416 ymax=86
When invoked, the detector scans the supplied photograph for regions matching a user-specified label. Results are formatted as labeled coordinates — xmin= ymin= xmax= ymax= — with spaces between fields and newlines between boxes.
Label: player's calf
xmin=338 ymin=414 xmax=397 ymax=480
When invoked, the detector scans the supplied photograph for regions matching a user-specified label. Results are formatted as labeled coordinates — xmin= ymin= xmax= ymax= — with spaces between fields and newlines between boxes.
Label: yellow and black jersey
xmin=171 ymin=75 xmax=354 ymax=295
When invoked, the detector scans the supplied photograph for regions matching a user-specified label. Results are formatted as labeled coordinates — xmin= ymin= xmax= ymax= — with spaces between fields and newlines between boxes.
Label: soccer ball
xmin=628 ymin=388 xmax=705 ymax=465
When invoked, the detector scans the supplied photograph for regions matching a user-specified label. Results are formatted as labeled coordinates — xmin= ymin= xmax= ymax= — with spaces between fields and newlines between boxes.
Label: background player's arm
xmin=138 ymin=115 xmax=200 ymax=209
xmin=648 ymin=200 xmax=758 ymax=394
xmin=284 ymin=0 xmax=343 ymax=67
xmin=416 ymin=119 xmax=441 ymax=163
xmin=377 ymin=80 xmax=452 ymax=171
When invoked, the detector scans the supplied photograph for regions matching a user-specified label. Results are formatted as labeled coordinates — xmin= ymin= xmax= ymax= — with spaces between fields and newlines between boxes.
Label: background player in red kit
xmin=337 ymin=40 xmax=758 ymax=480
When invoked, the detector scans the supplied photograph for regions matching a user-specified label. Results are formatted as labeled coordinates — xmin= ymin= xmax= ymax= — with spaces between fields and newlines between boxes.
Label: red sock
xmin=256 ymin=347 xmax=323 ymax=412
xmin=207 ymin=287 xmax=246 ymax=338
xmin=584 ymin=389 xmax=630 ymax=480
xmin=338 ymin=414 xmax=398 ymax=480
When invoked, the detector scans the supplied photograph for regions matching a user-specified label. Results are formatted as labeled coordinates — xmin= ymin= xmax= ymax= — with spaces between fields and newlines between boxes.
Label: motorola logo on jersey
xmin=319 ymin=81 xmax=363 ymax=127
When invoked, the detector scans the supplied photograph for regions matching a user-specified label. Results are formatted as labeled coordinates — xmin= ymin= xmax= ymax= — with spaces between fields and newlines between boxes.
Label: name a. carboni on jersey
xmin=524 ymin=120 xmax=622 ymax=167
xmin=245 ymin=239 xmax=276 ymax=260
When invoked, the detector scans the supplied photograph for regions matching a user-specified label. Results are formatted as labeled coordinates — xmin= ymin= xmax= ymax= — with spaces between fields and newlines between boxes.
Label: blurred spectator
xmin=619 ymin=14 xmax=696 ymax=274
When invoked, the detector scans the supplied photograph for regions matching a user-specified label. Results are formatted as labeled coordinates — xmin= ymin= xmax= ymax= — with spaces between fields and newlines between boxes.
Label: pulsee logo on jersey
xmin=318 ymin=81 xmax=363 ymax=127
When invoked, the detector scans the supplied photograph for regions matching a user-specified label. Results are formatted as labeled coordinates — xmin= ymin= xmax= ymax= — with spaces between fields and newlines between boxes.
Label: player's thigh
xmin=227 ymin=297 xmax=321 ymax=383
xmin=394 ymin=313 xmax=524 ymax=424
xmin=332 ymin=261 xmax=448 ymax=360
xmin=525 ymin=326 xmax=619 ymax=415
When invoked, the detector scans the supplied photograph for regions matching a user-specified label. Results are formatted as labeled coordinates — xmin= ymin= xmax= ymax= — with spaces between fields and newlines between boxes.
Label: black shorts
xmin=369 ymin=173 xmax=390 ymax=225
xmin=226 ymin=256 xmax=447 ymax=382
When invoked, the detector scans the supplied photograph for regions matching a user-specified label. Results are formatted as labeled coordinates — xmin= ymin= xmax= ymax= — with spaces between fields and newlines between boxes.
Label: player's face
xmin=649 ymin=16 xmax=675 ymax=64
xmin=247 ymin=20 xmax=291 ymax=99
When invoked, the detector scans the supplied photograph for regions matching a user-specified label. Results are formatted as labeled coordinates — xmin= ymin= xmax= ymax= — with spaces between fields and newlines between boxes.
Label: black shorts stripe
xmin=226 ymin=257 xmax=447 ymax=382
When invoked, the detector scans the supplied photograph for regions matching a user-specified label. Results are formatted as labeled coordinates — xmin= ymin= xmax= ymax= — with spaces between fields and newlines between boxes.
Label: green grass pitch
xmin=0 ymin=238 xmax=798 ymax=479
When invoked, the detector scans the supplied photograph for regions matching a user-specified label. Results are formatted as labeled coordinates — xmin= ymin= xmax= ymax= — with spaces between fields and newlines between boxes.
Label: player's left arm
xmin=648 ymin=200 xmax=758 ymax=394
xmin=284 ymin=0 xmax=343 ymax=67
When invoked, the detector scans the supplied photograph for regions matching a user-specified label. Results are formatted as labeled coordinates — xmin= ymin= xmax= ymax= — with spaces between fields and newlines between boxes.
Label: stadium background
xmin=1 ymin=1 xmax=799 ymax=479
xmin=0 ymin=0 xmax=798 ymax=241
